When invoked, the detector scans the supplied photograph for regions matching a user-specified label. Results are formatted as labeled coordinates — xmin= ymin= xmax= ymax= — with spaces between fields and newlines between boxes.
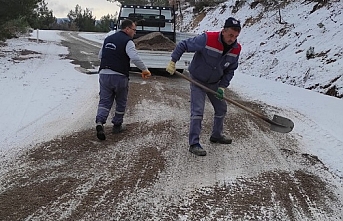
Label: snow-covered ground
xmin=0 ymin=0 xmax=342 ymax=180
xmin=0 ymin=30 xmax=99 ymax=163
xmin=0 ymin=28 xmax=342 ymax=180
xmin=181 ymin=0 xmax=343 ymax=97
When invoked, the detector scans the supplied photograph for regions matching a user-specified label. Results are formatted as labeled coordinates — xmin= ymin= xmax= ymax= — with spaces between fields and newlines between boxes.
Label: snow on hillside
xmin=177 ymin=0 xmax=343 ymax=98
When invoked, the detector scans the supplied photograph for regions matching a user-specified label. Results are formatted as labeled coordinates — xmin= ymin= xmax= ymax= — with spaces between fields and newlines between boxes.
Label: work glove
xmin=166 ymin=61 xmax=176 ymax=75
xmin=216 ymin=87 xmax=225 ymax=100
xmin=141 ymin=69 xmax=151 ymax=79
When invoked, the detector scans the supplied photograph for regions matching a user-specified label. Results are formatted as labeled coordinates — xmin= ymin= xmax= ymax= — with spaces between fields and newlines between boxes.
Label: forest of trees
xmin=0 ymin=0 xmax=118 ymax=40
xmin=0 ymin=0 xmax=235 ymax=41
xmin=107 ymin=0 xmax=226 ymax=7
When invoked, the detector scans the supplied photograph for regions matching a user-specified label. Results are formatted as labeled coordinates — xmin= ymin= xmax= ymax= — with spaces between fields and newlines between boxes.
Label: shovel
xmin=174 ymin=70 xmax=294 ymax=133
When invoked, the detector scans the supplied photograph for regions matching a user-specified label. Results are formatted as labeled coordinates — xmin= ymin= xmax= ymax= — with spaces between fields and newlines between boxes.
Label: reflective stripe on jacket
xmin=171 ymin=31 xmax=241 ymax=87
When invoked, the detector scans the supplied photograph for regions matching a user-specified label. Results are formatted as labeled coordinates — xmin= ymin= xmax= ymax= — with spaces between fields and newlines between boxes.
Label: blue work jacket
xmin=171 ymin=31 xmax=241 ymax=87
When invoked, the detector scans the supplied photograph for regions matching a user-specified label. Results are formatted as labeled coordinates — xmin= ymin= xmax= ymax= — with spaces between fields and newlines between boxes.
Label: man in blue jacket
xmin=96 ymin=19 xmax=151 ymax=140
xmin=166 ymin=17 xmax=242 ymax=156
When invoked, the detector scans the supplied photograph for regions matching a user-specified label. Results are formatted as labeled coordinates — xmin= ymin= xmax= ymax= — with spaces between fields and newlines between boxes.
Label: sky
xmin=46 ymin=0 xmax=120 ymax=19
xmin=0 ymin=0 xmax=342 ymax=180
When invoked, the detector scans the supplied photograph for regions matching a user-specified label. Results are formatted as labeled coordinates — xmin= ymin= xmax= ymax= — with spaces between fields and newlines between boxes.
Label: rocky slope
xmin=176 ymin=0 xmax=343 ymax=98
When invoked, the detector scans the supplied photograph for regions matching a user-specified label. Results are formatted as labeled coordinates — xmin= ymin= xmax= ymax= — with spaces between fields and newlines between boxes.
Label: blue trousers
xmin=95 ymin=74 xmax=128 ymax=125
xmin=189 ymin=81 xmax=227 ymax=145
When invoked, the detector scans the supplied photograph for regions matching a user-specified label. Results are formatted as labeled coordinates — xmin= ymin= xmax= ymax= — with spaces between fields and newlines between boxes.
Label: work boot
xmin=189 ymin=143 xmax=207 ymax=156
xmin=112 ymin=124 xmax=124 ymax=134
xmin=96 ymin=124 xmax=106 ymax=141
xmin=210 ymin=135 xmax=232 ymax=144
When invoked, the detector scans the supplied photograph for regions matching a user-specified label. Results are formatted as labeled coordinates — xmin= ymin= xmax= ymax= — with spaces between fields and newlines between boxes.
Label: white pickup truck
xmin=111 ymin=4 xmax=195 ymax=72
xmin=116 ymin=4 xmax=176 ymax=42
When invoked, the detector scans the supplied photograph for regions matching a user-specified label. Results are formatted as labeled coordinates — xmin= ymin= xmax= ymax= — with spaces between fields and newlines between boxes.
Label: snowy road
xmin=0 ymin=31 xmax=342 ymax=220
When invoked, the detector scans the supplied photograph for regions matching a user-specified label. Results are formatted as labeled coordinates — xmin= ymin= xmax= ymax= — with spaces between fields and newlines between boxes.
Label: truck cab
xmin=115 ymin=5 xmax=176 ymax=42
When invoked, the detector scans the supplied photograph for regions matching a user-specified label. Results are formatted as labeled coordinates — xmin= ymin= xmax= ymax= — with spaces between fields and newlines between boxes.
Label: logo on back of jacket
xmin=224 ymin=62 xmax=230 ymax=67
xmin=105 ymin=43 xmax=116 ymax=50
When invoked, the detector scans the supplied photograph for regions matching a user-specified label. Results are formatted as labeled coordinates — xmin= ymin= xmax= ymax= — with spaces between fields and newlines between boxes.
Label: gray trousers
xmin=96 ymin=74 xmax=128 ymax=125
xmin=189 ymin=81 xmax=227 ymax=145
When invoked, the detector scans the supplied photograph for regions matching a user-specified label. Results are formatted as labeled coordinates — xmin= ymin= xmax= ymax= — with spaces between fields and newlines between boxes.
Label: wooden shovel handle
xmin=174 ymin=70 xmax=275 ymax=124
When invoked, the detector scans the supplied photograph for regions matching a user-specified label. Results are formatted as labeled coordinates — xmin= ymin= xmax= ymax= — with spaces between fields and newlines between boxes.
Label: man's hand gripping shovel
xmin=174 ymin=70 xmax=294 ymax=133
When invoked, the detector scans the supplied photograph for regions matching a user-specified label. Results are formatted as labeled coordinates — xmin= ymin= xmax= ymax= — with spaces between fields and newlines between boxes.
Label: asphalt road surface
xmin=0 ymin=32 xmax=342 ymax=220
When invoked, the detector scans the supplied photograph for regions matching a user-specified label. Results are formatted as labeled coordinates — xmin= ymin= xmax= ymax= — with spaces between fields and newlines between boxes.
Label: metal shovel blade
xmin=270 ymin=115 xmax=294 ymax=133
xmin=174 ymin=70 xmax=295 ymax=134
